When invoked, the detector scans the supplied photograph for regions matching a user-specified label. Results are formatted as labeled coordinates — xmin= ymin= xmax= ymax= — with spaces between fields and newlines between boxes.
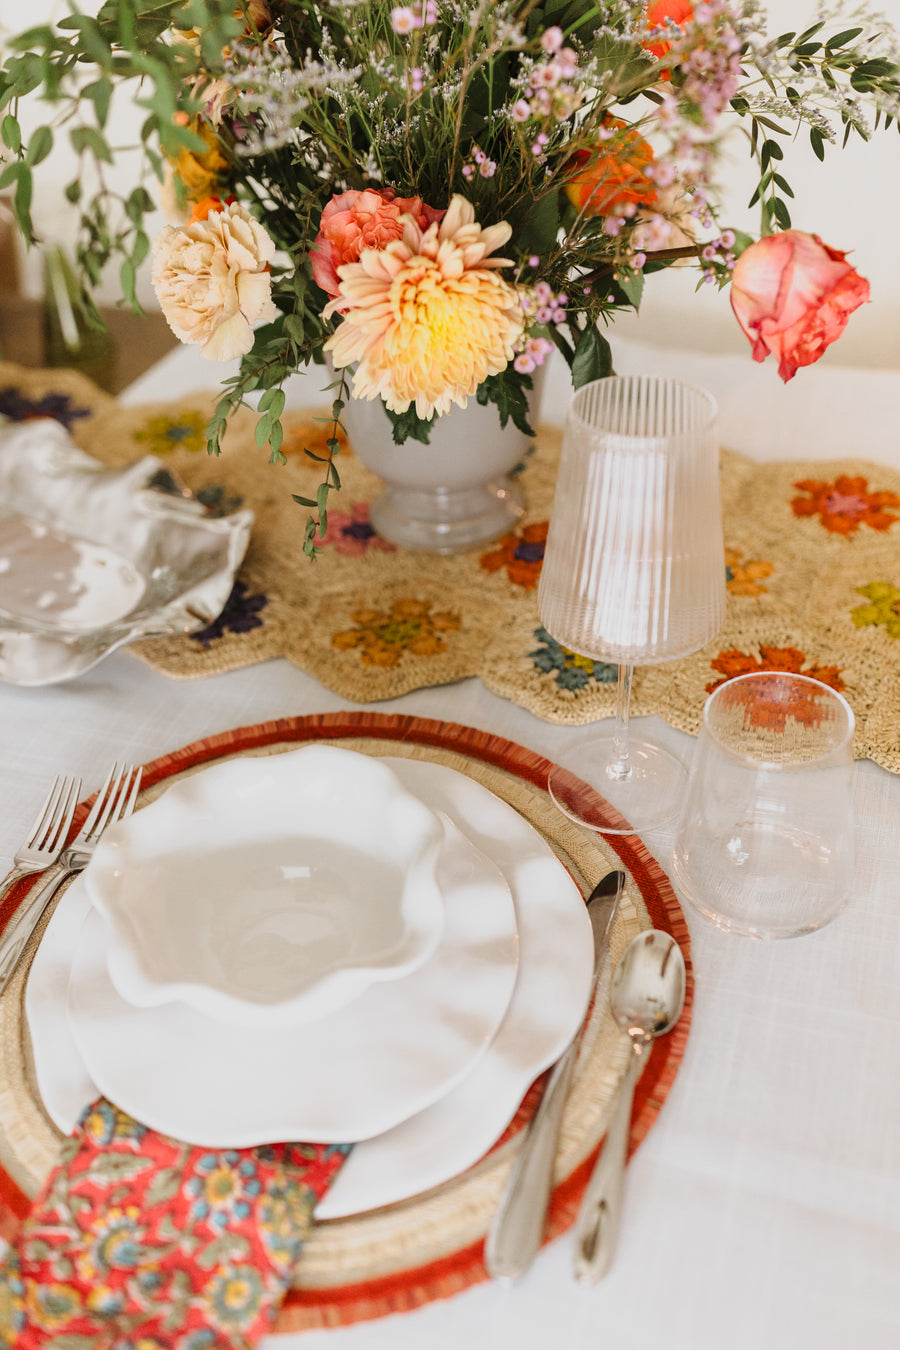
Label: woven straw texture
xmin=2 ymin=361 xmax=896 ymax=771
xmin=0 ymin=712 xmax=691 ymax=1332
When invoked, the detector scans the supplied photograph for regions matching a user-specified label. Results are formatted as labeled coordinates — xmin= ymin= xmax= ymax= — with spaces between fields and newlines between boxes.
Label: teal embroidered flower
xmin=85 ymin=1285 xmax=127 ymax=1317
xmin=529 ymin=626 xmax=618 ymax=691
xmin=78 ymin=1207 xmax=147 ymax=1277
xmin=180 ymin=1333 xmax=219 ymax=1350
xmin=0 ymin=1251 xmax=25 ymax=1342
xmin=185 ymin=1152 xmax=262 ymax=1230
xmin=79 ymin=1100 xmax=146 ymax=1148
xmin=207 ymin=1265 xmax=266 ymax=1330
xmin=258 ymin=1181 xmax=315 ymax=1269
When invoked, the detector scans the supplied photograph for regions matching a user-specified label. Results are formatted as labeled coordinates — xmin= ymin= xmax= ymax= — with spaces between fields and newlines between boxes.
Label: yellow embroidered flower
xmin=851 ymin=581 xmax=900 ymax=638
xmin=724 ymin=546 xmax=774 ymax=597
xmin=135 ymin=410 xmax=208 ymax=454
xmin=332 ymin=598 xmax=461 ymax=667
xmin=25 ymin=1281 xmax=83 ymax=1330
xmin=0 ymin=1267 xmax=25 ymax=1346
xmin=324 ymin=195 xmax=524 ymax=418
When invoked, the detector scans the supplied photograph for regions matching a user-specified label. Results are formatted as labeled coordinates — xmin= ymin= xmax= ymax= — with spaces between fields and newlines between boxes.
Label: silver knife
xmin=484 ymin=868 xmax=625 ymax=1283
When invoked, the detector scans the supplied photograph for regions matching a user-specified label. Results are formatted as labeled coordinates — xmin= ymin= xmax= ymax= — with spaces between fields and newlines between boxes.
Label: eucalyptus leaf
xmin=572 ymin=326 xmax=613 ymax=388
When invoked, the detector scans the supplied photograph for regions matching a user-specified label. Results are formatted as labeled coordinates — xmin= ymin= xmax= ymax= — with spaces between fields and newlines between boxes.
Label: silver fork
xmin=0 ymin=775 xmax=83 ymax=908
xmin=0 ymin=763 xmax=143 ymax=996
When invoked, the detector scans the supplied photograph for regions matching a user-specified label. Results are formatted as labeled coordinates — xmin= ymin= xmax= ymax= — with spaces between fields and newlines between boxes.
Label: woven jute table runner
xmin=0 ymin=713 xmax=692 ymax=1332
xmin=2 ymin=361 xmax=898 ymax=772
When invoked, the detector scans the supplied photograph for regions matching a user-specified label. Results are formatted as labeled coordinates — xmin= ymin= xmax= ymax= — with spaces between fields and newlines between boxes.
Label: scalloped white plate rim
xmin=64 ymin=807 xmax=519 ymax=1145
xmin=85 ymin=745 xmax=447 ymax=1029
xmin=27 ymin=757 xmax=593 ymax=1214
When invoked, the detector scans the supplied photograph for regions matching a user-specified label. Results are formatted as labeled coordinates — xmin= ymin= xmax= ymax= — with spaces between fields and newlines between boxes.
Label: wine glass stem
xmin=607 ymin=664 xmax=634 ymax=783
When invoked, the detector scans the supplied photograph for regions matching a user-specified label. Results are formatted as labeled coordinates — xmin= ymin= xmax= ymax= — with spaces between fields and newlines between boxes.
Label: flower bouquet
xmin=1 ymin=0 xmax=898 ymax=553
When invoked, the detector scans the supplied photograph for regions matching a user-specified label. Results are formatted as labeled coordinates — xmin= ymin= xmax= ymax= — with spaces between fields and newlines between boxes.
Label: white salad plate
xmin=27 ymin=757 xmax=594 ymax=1217
xmin=85 ymin=745 xmax=446 ymax=1028
xmin=64 ymin=808 xmax=518 ymax=1145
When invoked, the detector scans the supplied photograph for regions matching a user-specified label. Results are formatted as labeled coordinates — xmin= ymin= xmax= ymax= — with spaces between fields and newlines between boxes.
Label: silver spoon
xmin=572 ymin=929 xmax=685 ymax=1284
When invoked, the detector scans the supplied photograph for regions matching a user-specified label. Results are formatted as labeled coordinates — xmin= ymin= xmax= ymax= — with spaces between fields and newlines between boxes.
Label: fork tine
xmin=47 ymin=777 xmax=82 ymax=853
xmin=34 ymin=775 xmax=79 ymax=852
xmin=80 ymin=764 xmax=117 ymax=838
xmin=88 ymin=763 xmax=132 ymax=841
xmin=117 ymin=767 xmax=143 ymax=823
xmin=27 ymin=776 xmax=64 ymax=850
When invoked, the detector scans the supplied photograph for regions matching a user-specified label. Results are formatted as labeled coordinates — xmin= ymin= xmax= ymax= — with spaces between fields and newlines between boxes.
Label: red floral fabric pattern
xmin=0 ymin=1098 xmax=350 ymax=1349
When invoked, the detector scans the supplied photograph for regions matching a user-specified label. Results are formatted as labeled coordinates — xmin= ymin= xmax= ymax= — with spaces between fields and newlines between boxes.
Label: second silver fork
xmin=0 ymin=763 xmax=142 ymax=996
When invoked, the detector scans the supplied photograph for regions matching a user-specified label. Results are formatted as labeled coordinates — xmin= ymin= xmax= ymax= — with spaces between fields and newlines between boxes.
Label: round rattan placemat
xmin=0 ymin=712 xmax=692 ymax=1333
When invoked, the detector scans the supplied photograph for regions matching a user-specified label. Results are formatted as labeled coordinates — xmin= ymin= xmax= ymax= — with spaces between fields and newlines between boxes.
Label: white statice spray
xmin=225 ymin=43 xmax=364 ymax=155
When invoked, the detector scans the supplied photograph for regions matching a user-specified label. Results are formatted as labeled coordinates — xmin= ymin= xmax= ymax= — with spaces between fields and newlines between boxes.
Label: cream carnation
xmin=323 ymin=195 xmax=525 ymax=419
xmin=151 ymin=201 xmax=278 ymax=362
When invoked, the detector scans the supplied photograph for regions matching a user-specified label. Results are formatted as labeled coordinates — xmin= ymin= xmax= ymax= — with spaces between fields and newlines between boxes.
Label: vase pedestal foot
xmin=369 ymin=477 xmax=525 ymax=553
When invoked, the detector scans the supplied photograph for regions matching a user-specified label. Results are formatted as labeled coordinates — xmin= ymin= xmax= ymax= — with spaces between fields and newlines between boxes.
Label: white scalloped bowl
xmin=82 ymin=745 xmax=446 ymax=1028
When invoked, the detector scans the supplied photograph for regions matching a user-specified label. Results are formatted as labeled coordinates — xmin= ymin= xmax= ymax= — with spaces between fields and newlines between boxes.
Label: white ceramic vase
xmin=338 ymin=372 xmax=545 ymax=553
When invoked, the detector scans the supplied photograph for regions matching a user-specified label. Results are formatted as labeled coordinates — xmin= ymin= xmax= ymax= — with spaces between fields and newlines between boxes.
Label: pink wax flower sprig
xmin=390 ymin=0 xmax=437 ymax=34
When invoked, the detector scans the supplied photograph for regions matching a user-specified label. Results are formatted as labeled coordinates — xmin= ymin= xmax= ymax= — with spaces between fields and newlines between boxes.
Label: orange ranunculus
xmin=730 ymin=231 xmax=870 ymax=383
xmin=159 ymin=120 xmax=231 ymax=224
xmin=643 ymin=0 xmax=694 ymax=65
xmin=564 ymin=120 xmax=658 ymax=217
xmin=310 ymin=189 xmax=444 ymax=299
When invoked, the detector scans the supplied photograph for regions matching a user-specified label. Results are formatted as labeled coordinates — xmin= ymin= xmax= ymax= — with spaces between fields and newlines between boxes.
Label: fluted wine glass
xmin=538 ymin=375 xmax=726 ymax=834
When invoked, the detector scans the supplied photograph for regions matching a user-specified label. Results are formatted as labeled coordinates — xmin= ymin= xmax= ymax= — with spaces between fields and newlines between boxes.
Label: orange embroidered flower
xmin=480 ymin=521 xmax=548 ymax=589
xmin=331 ymin=599 xmax=460 ymax=667
xmin=791 ymin=475 xmax=900 ymax=535
xmin=280 ymin=415 xmax=348 ymax=459
xmin=706 ymin=644 xmax=845 ymax=696
xmin=724 ymin=547 xmax=774 ymax=597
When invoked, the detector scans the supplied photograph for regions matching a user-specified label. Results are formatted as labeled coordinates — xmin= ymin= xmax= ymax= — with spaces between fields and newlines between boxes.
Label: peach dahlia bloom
xmin=323 ymin=195 xmax=525 ymax=419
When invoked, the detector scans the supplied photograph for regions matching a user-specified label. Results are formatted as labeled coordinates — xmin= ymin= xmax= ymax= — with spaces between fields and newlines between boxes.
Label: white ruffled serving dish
xmin=83 ymin=745 xmax=447 ymax=1030
xmin=0 ymin=418 xmax=253 ymax=685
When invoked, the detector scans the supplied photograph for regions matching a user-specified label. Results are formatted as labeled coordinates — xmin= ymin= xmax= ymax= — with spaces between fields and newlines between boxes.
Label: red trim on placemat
xmin=0 ymin=712 xmax=693 ymax=1333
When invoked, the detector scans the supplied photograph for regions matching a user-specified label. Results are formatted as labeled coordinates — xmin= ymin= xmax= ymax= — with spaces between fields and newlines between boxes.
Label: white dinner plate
xmin=28 ymin=757 xmax=595 ymax=1215
xmin=64 ymin=810 xmax=518 ymax=1145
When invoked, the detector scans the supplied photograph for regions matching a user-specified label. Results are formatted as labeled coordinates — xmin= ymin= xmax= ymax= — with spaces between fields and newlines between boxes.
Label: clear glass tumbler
xmin=538 ymin=376 xmax=726 ymax=833
xmin=672 ymin=672 xmax=855 ymax=938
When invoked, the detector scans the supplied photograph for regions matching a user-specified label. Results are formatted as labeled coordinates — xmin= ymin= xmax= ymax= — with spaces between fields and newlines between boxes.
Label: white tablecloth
xmin=3 ymin=339 xmax=899 ymax=1349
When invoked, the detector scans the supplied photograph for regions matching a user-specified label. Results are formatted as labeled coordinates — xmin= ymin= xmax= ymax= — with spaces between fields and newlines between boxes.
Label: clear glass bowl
xmin=0 ymin=419 xmax=252 ymax=685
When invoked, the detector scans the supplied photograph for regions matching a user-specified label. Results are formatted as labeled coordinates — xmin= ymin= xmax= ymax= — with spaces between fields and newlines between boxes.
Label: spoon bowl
xmin=573 ymin=930 xmax=685 ymax=1283
xmin=612 ymin=929 xmax=685 ymax=1039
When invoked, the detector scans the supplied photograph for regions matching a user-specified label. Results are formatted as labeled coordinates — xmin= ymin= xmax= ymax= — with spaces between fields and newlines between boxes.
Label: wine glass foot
xmin=548 ymin=735 xmax=688 ymax=835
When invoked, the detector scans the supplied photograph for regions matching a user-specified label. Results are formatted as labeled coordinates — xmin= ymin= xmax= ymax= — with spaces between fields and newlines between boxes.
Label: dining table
xmin=1 ymin=334 xmax=899 ymax=1350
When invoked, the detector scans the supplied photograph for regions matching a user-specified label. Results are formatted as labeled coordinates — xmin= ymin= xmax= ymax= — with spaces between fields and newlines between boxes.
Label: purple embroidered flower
xmin=195 ymin=483 xmax=245 ymax=517
xmin=0 ymin=387 xmax=91 ymax=428
xmin=190 ymin=582 xmax=267 ymax=647
xmin=513 ymin=539 xmax=546 ymax=564
xmin=315 ymin=502 xmax=395 ymax=556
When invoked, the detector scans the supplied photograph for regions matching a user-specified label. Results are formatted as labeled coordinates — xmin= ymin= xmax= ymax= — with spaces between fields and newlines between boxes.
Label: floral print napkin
xmin=0 ymin=1099 xmax=350 ymax=1348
